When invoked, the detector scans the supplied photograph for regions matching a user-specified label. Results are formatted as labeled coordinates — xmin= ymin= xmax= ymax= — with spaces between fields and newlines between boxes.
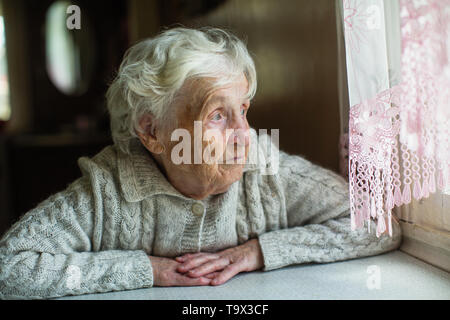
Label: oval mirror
xmin=45 ymin=1 xmax=95 ymax=96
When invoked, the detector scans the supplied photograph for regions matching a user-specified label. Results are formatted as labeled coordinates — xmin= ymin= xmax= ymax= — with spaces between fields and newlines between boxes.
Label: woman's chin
xmin=212 ymin=184 xmax=233 ymax=195
xmin=220 ymin=172 xmax=244 ymax=191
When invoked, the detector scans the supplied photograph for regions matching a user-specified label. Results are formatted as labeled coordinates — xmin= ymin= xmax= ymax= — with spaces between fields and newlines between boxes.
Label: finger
xmin=177 ymin=254 xmax=220 ymax=273
xmin=203 ymin=272 xmax=221 ymax=279
xmin=210 ymin=263 xmax=242 ymax=286
xmin=175 ymin=253 xmax=198 ymax=262
xmin=174 ymin=273 xmax=211 ymax=286
xmin=187 ymin=257 xmax=230 ymax=278
xmin=175 ymin=252 xmax=204 ymax=262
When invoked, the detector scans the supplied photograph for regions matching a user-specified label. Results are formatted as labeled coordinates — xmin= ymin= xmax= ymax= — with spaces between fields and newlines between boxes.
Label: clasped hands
xmin=148 ymin=238 xmax=264 ymax=287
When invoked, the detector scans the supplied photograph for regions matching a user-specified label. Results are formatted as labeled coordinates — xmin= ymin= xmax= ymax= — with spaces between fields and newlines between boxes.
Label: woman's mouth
xmin=225 ymin=156 xmax=244 ymax=163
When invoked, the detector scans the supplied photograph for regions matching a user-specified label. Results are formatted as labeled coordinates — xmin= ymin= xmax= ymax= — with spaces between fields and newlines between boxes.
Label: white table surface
xmin=56 ymin=250 xmax=450 ymax=300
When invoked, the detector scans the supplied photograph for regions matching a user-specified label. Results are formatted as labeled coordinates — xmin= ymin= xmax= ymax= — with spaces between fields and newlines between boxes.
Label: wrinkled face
xmin=154 ymin=73 xmax=251 ymax=200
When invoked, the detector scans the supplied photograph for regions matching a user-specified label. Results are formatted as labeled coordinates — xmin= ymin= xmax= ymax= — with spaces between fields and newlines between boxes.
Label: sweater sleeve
xmin=257 ymin=150 xmax=402 ymax=271
xmin=0 ymin=175 xmax=153 ymax=300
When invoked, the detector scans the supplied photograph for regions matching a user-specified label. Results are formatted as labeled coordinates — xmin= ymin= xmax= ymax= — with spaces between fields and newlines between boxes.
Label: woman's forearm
xmin=0 ymin=249 xmax=153 ymax=299
xmin=0 ymin=176 xmax=153 ymax=299
xmin=257 ymin=215 xmax=402 ymax=272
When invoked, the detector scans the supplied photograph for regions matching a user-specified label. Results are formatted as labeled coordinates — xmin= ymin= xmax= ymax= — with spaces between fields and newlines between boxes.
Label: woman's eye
xmin=212 ymin=113 xmax=223 ymax=121
xmin=240 ymin=108 xmax=246 ymax=116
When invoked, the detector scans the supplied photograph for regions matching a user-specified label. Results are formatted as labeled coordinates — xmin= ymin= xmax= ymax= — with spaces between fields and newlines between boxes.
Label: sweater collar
xmin=117 ymin=128 xmax=260 ymax=202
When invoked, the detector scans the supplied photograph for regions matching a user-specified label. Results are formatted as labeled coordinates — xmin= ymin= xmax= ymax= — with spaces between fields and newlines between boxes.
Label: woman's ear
xmin=137 ymin=114 xmax=165 ymax=154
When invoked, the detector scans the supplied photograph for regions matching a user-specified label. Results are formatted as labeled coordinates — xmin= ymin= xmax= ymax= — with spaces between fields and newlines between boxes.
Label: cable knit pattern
xmin=0 ymin=128 xmax=401 ymax=299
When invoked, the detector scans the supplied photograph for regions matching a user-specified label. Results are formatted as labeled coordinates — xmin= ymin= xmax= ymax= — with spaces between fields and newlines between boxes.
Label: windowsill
xmin=55 ymin=250 xmax=450 ymax=300
xmin=399 ymin=221 xmax=450 ymax=273
xmin=395 ymin=194 xmax=450 ymax=273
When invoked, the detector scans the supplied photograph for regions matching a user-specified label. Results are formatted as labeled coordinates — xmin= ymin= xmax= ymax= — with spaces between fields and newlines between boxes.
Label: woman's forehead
xmin=200 ymin=76 xmax=248 ymax=104
xmin=178 ymin=75 xmax=248 ymax=116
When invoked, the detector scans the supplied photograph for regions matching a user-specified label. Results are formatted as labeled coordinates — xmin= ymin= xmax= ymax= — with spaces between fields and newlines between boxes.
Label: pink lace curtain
xmin=336 ymin=0 xmax=450 ymax=237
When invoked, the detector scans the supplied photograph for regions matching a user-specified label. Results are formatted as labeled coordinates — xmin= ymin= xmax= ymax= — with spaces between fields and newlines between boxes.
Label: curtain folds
xmin=337 ymin=0 xmax=450 ymax=237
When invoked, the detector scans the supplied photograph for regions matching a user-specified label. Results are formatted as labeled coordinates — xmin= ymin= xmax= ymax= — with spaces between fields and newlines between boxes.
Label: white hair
xmin=106 ymin=26 xmax=257 ymax=155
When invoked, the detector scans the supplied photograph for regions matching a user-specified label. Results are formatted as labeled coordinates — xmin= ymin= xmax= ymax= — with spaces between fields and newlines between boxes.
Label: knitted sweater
xmin=0 ymin=128 xmax=402 ymax=299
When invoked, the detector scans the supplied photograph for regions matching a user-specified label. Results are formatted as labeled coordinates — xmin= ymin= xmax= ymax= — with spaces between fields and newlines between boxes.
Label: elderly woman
xmin=0 ymin=27 xmax=401 ymax=299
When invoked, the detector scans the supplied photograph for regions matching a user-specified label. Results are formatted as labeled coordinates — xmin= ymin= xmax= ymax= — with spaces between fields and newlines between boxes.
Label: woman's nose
xmin=226 ymin=111 xmax=250 ymax=146
xmin=229 ymin=127 xmax=249 ymax=146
